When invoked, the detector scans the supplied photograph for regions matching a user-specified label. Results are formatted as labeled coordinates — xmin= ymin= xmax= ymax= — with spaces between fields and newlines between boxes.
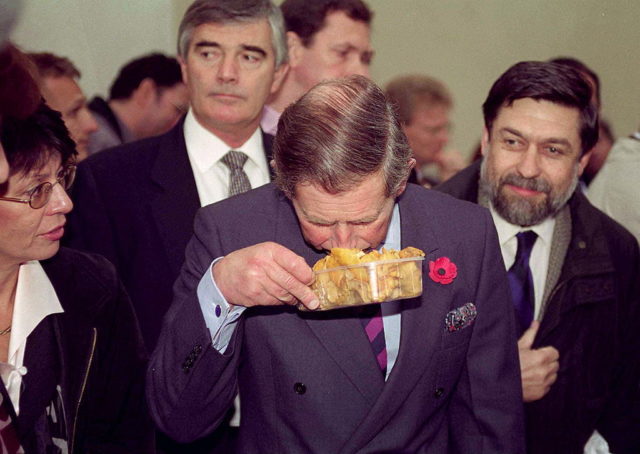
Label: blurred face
xmin=292 ymin=172 xmax=403 ymax=251
xmin=0 ymin=156 xmax=73 ymax=268
xmin=480 ymin=98 xmax=589 ymax=226
xmin=292 ymin=11 xmax=373 ymax=91
xmin=180 ymin=20 xmax=286 ymax=139
xmin=402 ymin=103 xmax=451 ymax=166
xmin=41 ymin=76 xmax=98 ymax=160
xmin=145 ymin=82 xmax=189 ymax=137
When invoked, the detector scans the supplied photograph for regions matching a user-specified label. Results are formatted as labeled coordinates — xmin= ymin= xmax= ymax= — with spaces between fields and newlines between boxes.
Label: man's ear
xmin=286 ymin=31 xmax=304 ymax=68
xmin=481 ymin=127 xmax=490 ymax=157
xmin=577 ymin=150 xmax=592 ymax=176
xmin=134 ymin=78 xmax=157 ymax=107
xmin=178 ymin=56 xmax=189 ymax=86
xmin=270 ymin=62 xmax=289 ymax=95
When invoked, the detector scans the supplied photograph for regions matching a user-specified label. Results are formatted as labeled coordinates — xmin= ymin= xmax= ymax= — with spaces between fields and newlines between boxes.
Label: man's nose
xmin=217 ymin=55 xmax=239 ymax=83
xmin=516 ymin=147 xmax=542 ymax=179
xmin=82 ymin=108 xmax=98 ymax=134
xmin=333 ymin=223 xmax=356 ymax=248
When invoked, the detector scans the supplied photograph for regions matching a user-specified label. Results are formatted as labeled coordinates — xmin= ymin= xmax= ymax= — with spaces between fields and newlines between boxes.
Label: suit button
xmin=434 ymin=387 xmax=444 ymax=398
xmin=293 ymin=382 xmax=306 ymax=395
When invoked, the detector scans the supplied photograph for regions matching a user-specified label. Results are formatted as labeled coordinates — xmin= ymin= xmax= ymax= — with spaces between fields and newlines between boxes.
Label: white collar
xmin=183 ymin=109 xmax=265 ymax=175
xmin=489 ymin=205 xmax=556 ymax=249
xmin=9 ymin=261 xmax=64 ymax=364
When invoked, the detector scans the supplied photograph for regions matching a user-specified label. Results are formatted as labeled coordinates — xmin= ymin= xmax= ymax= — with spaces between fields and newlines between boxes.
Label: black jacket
xmin=17 ymin=247 xmax=153 ymax=453
xmin=64 ymin=120 xmax=274 ymax=350
xmin=436 ymin=161 xmax=640 ymax=454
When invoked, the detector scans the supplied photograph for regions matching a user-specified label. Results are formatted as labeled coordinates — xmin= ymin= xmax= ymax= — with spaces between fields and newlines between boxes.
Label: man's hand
xmin=212 ymin=242 xmax=319 ymax=310
xmin=518 ymin=320 xmax=560 ymax=402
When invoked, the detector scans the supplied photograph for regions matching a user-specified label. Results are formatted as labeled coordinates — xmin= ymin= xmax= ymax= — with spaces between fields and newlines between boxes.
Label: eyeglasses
xmin=0 ymin=164 xmax=76 ymax=209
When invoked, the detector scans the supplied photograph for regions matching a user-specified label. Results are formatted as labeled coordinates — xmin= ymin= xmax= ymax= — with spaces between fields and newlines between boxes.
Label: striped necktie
xmin=221 ymin=150 xmax=251 ymax=197
xmin=508 ymin=231 xmax=537 ymax=336
xmin=360 ymin=304 xmax=387 ymax=376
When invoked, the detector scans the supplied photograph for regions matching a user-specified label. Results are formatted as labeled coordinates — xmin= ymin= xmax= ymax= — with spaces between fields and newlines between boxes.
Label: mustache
xmin=500 ymin=173 xmax=551 ymax=194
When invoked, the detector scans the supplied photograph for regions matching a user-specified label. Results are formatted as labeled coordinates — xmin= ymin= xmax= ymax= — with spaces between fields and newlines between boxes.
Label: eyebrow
xmin=194 ymin=40 xmax=267 ymax=57
xmin=301 ymin=203 xmax=385 ymax=225
xmin=501 ymin=127 xmax=573 ymax=148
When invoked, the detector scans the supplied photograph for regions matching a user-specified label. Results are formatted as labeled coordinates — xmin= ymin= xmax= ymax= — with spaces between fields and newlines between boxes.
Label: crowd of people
xmin=1 ymin=0 xmax=639 ymax=453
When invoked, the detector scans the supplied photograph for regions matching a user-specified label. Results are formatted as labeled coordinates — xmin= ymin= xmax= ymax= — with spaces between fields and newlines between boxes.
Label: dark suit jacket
xmin=17 ymin=248 xmax=153 ymax=453
xmin=64 ymin=120 xmax=274 ymax=350
xmin=436 ymin=161 xmax=640 ymax=454
xmin=147 ymin=183 xmax=526 ymax=454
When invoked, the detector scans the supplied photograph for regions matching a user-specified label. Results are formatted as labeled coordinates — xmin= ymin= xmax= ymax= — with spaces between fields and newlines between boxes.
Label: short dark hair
xmin=482 ymin=61 xmax=598 ymax=155
xmin=109 ymin=53 xmax=182 ymax=100
xmin=0 ymin=102 xmax=77 ymax=176
xmin=549 ymin=56 xmax=600 ymax=108
xmin=274 ymin=75 xmax=411 ymax=199
xmin=385 ymin=74 xmax=452 ymax=125
xmin=178 ymin=0 xmax=287 ymax=67
xmin=28 ymin=52 xmax=81 ymax=79
xmin=281 ymin=0 xmax=372 ymax=46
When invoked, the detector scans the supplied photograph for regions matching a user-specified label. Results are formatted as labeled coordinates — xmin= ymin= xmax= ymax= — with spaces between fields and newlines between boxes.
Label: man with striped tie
xmin=148 ymin=75 xmax=525 ymax=454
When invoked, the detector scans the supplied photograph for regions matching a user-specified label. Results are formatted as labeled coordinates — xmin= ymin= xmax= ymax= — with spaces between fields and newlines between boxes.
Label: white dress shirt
xmin=489 ymin=206 xmax=555 ymax=320
xmin=0 ymin=261 xmax=64 ymax=414
xmin=183 ymin=109 xmax=271 ymax=207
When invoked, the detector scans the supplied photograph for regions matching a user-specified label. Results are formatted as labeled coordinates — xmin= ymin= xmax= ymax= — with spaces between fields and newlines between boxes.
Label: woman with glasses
xmin=0 ymin=103 xmax=154 ymax=453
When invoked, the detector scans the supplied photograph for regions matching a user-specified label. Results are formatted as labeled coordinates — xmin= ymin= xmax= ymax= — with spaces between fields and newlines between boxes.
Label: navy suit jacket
xmin=64 ymin=120 xmax=274 ymax=349
xmin=147 ymin=183 xmax=526 ymax=454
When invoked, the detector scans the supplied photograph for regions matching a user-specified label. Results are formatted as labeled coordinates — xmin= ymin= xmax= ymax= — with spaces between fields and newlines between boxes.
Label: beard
xmin=479 ymin=157 xmax=579 ymax=227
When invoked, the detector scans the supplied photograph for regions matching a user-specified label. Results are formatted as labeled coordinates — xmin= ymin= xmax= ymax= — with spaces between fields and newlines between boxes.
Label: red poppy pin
xmin=429 ymin=257 xmax=457 ymax=284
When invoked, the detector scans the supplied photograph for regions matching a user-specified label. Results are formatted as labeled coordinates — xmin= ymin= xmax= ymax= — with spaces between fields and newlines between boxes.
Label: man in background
xmin=386 ymin=74 xmax=464 ymax=187
xmin=88 ymin=53 xmax=188 ymax=154
xmin=437 ymin=61 xmax=640 ymax=453
xmin=28 ymin=52 xmax=98 ymax=161
xmin=65 ymin=1 xmax=288 ymax=451
xmin=261 ymin=0 xmax=373 ymax=134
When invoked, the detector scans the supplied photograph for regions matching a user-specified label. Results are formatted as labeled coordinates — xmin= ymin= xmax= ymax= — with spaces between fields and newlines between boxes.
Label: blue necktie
xmin=508 ymin=231 xmax=537 ymax=336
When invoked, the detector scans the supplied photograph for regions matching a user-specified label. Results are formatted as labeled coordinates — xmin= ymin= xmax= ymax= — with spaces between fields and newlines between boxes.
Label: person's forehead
xmin=494 ymin=98 xmax=581 ymax=133
xmin=189 ymin=19 xmax=274 ymax=53
xmin=41 ymin=76 xmax=84 ymax=111
xmin=411 ymin=102 xmax=450 ymax=123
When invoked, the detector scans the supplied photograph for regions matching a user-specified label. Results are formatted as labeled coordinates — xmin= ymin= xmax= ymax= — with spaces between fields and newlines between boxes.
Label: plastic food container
xmin=304 ymin=256 xmax=425 ymax=311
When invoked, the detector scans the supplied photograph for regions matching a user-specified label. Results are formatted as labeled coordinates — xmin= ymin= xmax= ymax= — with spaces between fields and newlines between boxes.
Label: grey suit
xmin=147 ymin=183 xmax=526 ymax=453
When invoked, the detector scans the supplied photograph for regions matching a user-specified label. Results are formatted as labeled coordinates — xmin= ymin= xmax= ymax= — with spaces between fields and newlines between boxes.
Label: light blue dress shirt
xmin=197 ymin=204 xmax=403 ymax=379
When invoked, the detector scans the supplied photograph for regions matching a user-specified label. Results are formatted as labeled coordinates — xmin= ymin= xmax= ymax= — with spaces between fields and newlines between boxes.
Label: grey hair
xmin=178 ymin=0 xmax=288 ymax=68
xmin=274 ymin=75 xmax=413 ymax=199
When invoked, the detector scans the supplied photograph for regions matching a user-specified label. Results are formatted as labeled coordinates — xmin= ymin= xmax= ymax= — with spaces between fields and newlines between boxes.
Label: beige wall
xmin=14 ymin=0 xmax=640 ymax=158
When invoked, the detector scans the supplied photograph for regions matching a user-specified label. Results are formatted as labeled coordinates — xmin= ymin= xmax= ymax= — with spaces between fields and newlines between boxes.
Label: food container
xmin=304 ymin=256 xmax=425 ymax=311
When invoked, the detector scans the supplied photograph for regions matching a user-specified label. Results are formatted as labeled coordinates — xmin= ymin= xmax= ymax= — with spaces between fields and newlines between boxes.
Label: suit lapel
xmin=273 ymin=195 xmax=386 ymax=403
xmin=150 ymin=123 xmax=201 ymax=277
xmin=339 ymin=190 xmax=453 ymax=453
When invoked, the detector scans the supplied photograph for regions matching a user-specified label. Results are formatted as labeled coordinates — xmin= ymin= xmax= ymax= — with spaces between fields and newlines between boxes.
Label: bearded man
xmin=436 ymin=61 xmax=640 ymax=454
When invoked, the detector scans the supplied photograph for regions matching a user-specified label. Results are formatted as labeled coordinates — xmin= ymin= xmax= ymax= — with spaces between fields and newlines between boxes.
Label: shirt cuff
xmin=197 ymin=257 xmax=246 ymax=352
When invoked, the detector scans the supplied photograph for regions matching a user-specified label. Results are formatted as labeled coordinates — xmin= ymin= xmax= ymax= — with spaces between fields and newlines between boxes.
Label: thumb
xmin=518 ymin=320 xmax=540 ymax=349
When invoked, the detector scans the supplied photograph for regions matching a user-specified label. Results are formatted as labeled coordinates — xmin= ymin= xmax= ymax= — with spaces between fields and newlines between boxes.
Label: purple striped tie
xmin=360 ymin=304 xmax=387 ymax=376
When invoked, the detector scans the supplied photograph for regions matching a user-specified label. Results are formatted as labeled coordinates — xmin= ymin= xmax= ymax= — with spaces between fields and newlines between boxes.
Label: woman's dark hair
xmin=1 ymin=102 xmax=77 ymax=175
xmin=482 ymin=61 xmax=599 ymax=155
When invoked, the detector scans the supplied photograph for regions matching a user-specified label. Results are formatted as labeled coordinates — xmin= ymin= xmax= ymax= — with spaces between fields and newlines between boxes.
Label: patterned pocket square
xmin=444 ymin=302 xmax=477 ymax=332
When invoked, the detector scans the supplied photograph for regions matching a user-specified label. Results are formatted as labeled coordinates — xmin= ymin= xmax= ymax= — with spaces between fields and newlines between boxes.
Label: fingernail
xmin=309 ymin=299 xmax=319 ymax=310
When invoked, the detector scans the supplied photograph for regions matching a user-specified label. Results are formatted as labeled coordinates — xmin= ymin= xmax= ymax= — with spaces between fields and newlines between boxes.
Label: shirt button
xmin=293 ymin=382 xmax=306 ymax=395
xmin=215 ymin=305 xmax=222 ymax=317
xmin=434 ymin=387 xmax=445 ymax=398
